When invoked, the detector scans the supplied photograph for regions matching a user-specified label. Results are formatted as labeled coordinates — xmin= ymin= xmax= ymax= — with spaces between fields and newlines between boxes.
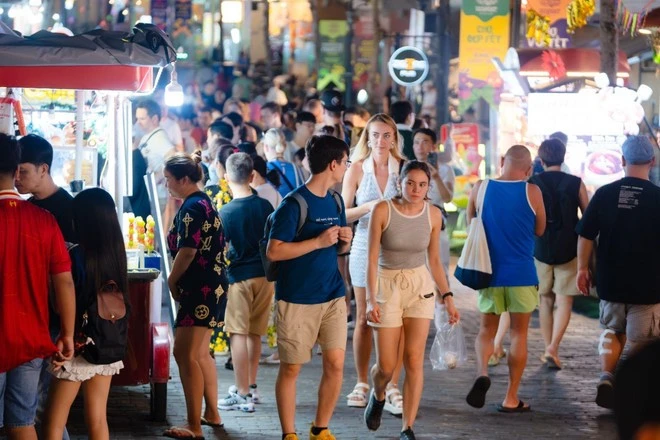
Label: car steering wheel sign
xmin=388 ymin=46 xmax=430 ymax=87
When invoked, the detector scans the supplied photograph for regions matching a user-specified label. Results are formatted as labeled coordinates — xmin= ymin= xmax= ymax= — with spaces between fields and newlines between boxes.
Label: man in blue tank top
xmin=465 ymin=145 xmax=546 ymax=413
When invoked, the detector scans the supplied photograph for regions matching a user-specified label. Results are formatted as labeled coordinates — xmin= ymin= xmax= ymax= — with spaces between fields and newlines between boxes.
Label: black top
xmin=529 ymin=171 xmax=581 ymax=265
xmin=30 ymin=187 xmax=76 ymax=242
xmin=576 ymin=177 xmax=660 ymax=304
xmin=167 ymin=191 xmax=227 ymax=296
xmin=219 ymin=194 xmax=273 ymax=284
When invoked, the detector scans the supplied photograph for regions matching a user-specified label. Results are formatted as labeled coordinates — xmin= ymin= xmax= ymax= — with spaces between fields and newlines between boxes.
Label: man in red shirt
xmin=0 ymin=133 xmax=75 ymax=439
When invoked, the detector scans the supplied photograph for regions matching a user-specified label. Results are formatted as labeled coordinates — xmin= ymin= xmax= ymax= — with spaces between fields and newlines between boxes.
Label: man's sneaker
xmin=249 ymin=384 xmax=261 ymax=404
xmin=309 ymin=427 xmax=335 ymax=440
xmin=283 ymin=434 xmax=299 ymax=440
xmin=217 ymin=392 xmax=255 ymax=412
xmin=596 ymin=377 xmax=615 ymax=409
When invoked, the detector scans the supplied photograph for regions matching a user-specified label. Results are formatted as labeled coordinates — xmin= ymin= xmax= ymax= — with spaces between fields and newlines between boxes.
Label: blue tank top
xmin=481 ymin=180 xmax=538 ymax=287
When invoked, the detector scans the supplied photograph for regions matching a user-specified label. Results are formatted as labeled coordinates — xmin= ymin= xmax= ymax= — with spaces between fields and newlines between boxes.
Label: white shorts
xmin=369 ymin=265 xmax=436 ymax=328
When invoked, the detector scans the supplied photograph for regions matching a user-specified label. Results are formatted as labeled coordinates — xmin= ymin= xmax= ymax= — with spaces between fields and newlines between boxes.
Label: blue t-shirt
xmin=219 ymin=194 xmax=274 ymax=284
xmin=267 ymin=159 xmax=304 ymax=197
xmin=269 ymin=185 xmax=347 ymax=304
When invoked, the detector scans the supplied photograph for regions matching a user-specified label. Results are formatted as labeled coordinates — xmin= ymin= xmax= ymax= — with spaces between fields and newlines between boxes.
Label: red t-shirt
xmin=0 ymin=190 xmax=71 ymax=373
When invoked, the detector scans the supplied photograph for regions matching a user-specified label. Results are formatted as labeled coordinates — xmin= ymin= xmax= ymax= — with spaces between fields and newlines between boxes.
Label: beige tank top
xmin=379 ymin=200 xmax=432 ymax=269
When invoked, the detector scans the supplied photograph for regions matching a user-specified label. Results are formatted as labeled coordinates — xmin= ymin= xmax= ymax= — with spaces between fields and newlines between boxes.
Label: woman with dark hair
xmin=363 ymin=161 xmax=459 ymax=440
xmin=250 ymin=154 xmax=282 ymax=209
xmin=163 ymin=152 xmax=228 ymax=440
xmin=44 ymin=188 xmax=128 ymax=440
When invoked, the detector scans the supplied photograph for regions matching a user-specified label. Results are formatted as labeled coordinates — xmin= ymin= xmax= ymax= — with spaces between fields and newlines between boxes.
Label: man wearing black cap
xmin=320 ymin=90 xmax=350 ymax=145
xmin=577 ymin=135 xmax=660 ymax=410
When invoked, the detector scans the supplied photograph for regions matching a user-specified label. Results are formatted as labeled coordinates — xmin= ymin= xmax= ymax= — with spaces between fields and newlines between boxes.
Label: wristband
xmin=441 ymin=291 xmax=454 ymax=300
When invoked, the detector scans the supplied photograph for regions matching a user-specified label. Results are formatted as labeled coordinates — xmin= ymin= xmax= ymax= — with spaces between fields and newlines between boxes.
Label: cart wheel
xmin=150 ymin=382 xmax=167 ymax=421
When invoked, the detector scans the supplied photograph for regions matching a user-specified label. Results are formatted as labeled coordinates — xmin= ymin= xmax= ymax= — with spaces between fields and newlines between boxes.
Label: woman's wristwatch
xmin=441 ymin=291 xmax=454 ymax=300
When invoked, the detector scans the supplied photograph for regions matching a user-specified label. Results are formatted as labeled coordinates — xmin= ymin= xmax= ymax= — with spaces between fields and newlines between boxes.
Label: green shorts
xmin=477 ymin=286 xmax=539 ymax=315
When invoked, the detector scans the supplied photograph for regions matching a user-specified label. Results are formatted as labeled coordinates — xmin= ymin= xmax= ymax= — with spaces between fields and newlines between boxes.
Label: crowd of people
xmin=1 ymin=74 xmax=660 ymax=440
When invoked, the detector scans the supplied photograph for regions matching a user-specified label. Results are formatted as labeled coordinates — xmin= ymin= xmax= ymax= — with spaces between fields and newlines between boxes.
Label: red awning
xmin=0 ymin=65 xmax=154 ymax=92
xmin=518 ymin=48 xmax=630 ymax=78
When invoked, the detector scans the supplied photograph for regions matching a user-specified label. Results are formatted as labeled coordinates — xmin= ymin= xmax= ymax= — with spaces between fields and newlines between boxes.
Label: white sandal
xmin=384 ymin=384 xmax=403 ymax=416
xmin=346 ymin=382 xmax=370 ymax=408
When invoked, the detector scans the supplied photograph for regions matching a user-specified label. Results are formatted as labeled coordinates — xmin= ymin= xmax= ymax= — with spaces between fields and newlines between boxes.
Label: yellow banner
xmin=458 ymin=0 xmax=510 ymax=113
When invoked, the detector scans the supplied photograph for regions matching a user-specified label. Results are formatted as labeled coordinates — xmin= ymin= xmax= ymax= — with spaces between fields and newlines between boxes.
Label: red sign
xmin=441 ymin=123 xmax=481 ymax=176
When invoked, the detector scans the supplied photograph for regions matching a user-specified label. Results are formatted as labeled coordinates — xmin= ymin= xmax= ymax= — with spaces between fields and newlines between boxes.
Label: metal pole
xmin=344 ymin=3 xmax=354 ymax=107
xmin=511 ymin=0 xmax=521 ymax=48
xmin=74 ymin=91 xmax=84 ymax=181
xmin=264 ymin=1 xmax=272 ymax=82
xmin=218 ymin=0 xmax=224 ymax=63
xmin=435 ymin=0 xmax=450 ymax=128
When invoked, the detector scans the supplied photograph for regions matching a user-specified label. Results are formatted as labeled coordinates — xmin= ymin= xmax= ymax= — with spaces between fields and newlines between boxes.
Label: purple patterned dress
xmin=168 ymin=191 xmax=228 ymax=328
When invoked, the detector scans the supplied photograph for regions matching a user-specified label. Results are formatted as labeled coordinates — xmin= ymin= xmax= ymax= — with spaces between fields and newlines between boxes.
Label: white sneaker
xmin=218 ymin=392 xmax=255 ymax=412
xmin=228 ymin=384 xmax=238 ymax=394
xmin=249 ymin=384 xmax=261 ymax=404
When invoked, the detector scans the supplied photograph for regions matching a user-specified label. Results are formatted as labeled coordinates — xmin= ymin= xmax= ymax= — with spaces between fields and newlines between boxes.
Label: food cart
xmin=0 ymin=23 xmax=176 ymax=421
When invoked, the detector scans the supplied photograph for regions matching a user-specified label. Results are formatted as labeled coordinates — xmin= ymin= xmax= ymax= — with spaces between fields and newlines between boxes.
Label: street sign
xmin=388 ymin=46 xmax=429 ymax=87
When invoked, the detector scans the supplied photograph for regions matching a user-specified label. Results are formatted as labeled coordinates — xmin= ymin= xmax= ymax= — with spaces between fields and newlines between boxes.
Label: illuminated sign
xmin=388 ymin=46 xmax=429 ymax=87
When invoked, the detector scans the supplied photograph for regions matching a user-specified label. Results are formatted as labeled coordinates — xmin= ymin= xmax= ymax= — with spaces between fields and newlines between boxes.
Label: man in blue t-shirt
xmin=218 ymin=153 xmax=274 ymax=413
xmin=267 ymin=135 xmax=352 ymax=440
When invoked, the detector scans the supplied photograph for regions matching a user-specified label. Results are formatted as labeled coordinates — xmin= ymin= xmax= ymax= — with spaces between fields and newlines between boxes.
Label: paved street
xmin=64 ymin=262 xmax=617 ymax=440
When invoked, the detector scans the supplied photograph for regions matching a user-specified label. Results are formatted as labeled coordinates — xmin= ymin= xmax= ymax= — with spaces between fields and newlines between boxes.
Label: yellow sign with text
xmin=457 ymin=0 xmax=510 ymax=113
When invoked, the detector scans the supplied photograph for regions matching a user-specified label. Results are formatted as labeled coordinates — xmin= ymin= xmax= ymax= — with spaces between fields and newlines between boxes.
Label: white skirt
xmin=48 ymin=355 xmax=124 ymax=382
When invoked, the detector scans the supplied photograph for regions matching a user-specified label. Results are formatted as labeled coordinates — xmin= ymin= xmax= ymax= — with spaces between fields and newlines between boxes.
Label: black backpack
xmin=260 ymin=190 xmax=343 ymax=282
xmin=70 ymin=244 xmax=130 ymax=365
xmin=531 ymin=173 xmax=580 ymax=265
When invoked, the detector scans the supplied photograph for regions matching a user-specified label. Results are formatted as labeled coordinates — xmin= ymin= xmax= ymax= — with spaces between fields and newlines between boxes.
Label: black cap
xmin=320 ymin=89 xmax=344 ymax=112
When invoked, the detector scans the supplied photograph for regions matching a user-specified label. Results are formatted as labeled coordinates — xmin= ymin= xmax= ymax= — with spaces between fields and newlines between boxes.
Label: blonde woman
xmin=263 ymin=128 xmax=305 ymax=197
xmin=341 ymin=114 xmax=405 ymax=414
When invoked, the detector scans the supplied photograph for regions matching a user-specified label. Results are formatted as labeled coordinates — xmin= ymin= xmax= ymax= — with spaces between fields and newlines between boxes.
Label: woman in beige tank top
xmin=363 ymin=161 xmax=460 ymax=440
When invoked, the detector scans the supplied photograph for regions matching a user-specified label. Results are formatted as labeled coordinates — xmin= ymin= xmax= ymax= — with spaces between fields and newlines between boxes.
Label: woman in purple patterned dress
xmin=163 ymin=151 xmax=228 ymax=440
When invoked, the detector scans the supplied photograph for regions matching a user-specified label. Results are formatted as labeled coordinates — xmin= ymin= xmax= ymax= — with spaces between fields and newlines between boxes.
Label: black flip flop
xmin=466 ymin=376 xmax=491 ymax=408
xmin=497 ymin=400 xmax=531 ymax=413
xmin=200 ymin=417 xmax=223 ymax=428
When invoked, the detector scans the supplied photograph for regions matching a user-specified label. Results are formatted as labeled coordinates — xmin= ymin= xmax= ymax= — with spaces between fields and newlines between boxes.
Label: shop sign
xmin=522 ymin=0 xmax=571 ymax=49
xmin=175 ymin=0 xmax=192 ymax=20
xmin=440 ymin=123 xmax=481 ymax=177
xmin=353 ymin=14 xmax=375 ymax=91
xmin=388 ymin=46 xmax=429 ymax=87
xmin=458 ymin=0 xmax=510 ymax=114
xmin=151 ymin=0 xmax=168 ymax=29
xmin=317 ymin=20 xmax=348 ymax=92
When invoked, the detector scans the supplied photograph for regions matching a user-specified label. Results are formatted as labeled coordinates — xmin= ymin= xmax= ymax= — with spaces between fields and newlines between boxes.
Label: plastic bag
xmin=430 ymin=304 xmax=468 ymax=371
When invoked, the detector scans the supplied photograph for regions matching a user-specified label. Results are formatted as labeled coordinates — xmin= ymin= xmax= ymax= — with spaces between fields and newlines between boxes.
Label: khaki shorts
xmin=478 ymin=286 xmax=539 ymax=315
xmin=276 ymin=298 xmax=347 ymax=364
xmin=224 ymin=277 xmax=274 ymax=336
xmin=369 ymin=265 xmax=436 ymax=328
xmin=535 ymin=258 xmax=579 ymax=296
xmin=600 ymin=300 xmax=660 ymax=344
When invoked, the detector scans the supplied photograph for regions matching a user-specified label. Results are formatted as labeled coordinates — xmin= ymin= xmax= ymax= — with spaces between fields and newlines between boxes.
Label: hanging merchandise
xmin=615 ymin=0 xmax=651 ymax=36
xmin=526 ymin=9 xmax=553 ymax=46
xmin=566 ymin=0 xmax=595 ymax=33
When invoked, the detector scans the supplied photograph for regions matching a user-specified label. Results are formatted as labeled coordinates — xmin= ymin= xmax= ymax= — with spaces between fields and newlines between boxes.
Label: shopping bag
xmin=454 ymin=179 xmax=492 ymax=290
xmin=430 ymin=304 xmax=467 ymax=371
